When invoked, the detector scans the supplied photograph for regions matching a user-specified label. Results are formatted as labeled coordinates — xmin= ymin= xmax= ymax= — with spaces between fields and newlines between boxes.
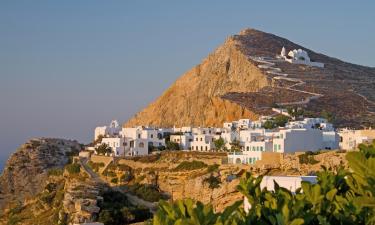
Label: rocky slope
xmin=126 ymin=28 xmax=375 ymax=128
xmin=0 ymin=138 xmax=81 ymax=212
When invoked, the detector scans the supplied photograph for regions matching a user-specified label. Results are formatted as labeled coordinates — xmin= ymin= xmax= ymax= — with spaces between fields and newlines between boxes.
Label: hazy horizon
xmin=1 ymin=0 xmax=374 ymax=171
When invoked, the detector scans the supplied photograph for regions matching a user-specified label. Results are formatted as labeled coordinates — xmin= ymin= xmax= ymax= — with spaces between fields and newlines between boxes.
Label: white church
xmin=278 ymin=46 xmax=324 ymax=68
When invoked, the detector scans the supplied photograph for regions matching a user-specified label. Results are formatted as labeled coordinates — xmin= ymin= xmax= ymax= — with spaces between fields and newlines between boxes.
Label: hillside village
xmin=88 ymin=112 xmax=375 ymax=166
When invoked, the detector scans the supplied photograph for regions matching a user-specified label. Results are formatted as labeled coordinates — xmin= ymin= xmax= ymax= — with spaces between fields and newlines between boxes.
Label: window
xmin=139 ymin=142 xmax=144 ymax=148
xmin=256 ymin=146 xmax=259 ymax=151
xmin=246 ymin=146 xmax=250 ymax=151
xmin=201 ymin=146 xmax=203 ymax=151
xmin=260 ymin=146 xmax=263 ymax=151
xmin=200 ymin=138 xmax=203 ymax=141
xmin=151 ymin=134 xmax=154 ymax=138
xmin=138 ymin=134 xmax=141 ymax=139
xmin=252 ymin=146 xmax=255 ymax=151
xmin=278 ymin=144 xmax=281 ymax=150
xmin=196 ymin=138 xmax=198 ymax=141
xmin=205 ymin=146 xmax=208 ymax=151
xmin=274 ymin=144 xmax=277 ymax=151
xmin=196 ymin=146 xmax=198 ymax=151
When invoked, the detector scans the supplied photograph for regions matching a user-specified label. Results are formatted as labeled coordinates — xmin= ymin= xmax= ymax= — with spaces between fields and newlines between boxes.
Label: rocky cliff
xmin=0 ymin=138 xmax=81 ymax=212
xmin=126 ymin=28 xmax=375 ymax=128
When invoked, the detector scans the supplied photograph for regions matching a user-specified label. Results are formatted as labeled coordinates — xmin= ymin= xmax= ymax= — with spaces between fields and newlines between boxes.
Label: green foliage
xmin=174 ymin=160 xmax=207 ymax=171
xmin=203 ymin=174 xmax=222 ymax=189
xmin=321 ymin=110 xmax=335 ymax=123
xmin=110 ymin=177 xmax=118 ymax=184
xmin=153 ymin=143 xmax=375 ymax=224
xmin=87 ymin=161 xmax=105 ymax=172
xmin=153 ymin=199 xmax=242 ymax=225
xmin=95 ymin=143 xmax=112 ymax=155
xmin=166 ymin=141 xmax=180 ymax=150
xmin=93 ymin=134 xmax=104 ymax=145
xmin=65 ymin=163 xmax=80 ymax=174
xmin=120 ymin=172 xmax=134 ymax=183
xmin=214 ymin=137 xmax=225 ymax=151
xmin=98 ymin=190 xmax=152 ymax=225
xmin=298 ymin=151 xmax=319 ymax=165
xmin=47 ymin=168 xmax=63 ymax=176
xmin=129 ymin=184 xmax=164 ymax=202
xmin=207 ymin=164 xmax=219 ymax=173
xmin=102 ymin=170 xmax=116 ymax=177
xmin=230 ymin=139 xmax=242 ymax=152
xmin=263 ymin=115 xmax=290 ymax=129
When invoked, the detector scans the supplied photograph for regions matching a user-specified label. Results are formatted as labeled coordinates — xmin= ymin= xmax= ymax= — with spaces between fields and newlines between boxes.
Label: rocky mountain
xmin=0 ymin=138 xmax=81 ymax=212
xmin=126 ymin=28 xmax=375 ymax=128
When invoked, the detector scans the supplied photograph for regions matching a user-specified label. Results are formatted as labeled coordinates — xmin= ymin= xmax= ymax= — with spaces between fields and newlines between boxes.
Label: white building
xmin=338 ymin=129 xmax=375 ymax=150
xmin=101 ymin=137 xmax=125 ymax=156
xmin=228 ymin=117 xmax=339 ymax=165
xmin=94 ymin=120 xmax=121 ymax=141
xmin=170 ymin=133 xmax=193 ymax=150
xmin=190 ymin=134 xmax=217 ymax=151
xmin=243 ymin=176 xmax=317 ymax=213
xmin=279 ymin=47 xmax=324 ymax=68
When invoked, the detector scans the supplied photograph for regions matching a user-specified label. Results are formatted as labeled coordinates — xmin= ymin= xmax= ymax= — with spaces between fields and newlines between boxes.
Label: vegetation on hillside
xmin=128 ymin=184 xmax=166 ymax=202
xmin=153 ymin=142 xmax=375 ymax=224
xmin=263 ymin=115 xmax=290 ymax=129
xmin=173 ymin=160 xmax=207 ymax=171
xmin=98 ymin=190 xmax=152 ymax=225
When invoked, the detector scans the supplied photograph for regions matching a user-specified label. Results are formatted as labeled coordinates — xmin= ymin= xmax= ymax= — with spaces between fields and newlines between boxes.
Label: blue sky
xmin=0 ymin=1 xmax=374 ymax=170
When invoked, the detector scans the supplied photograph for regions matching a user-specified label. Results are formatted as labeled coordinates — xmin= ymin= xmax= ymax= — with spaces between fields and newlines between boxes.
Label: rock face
xmin=0 ymin=138 xmax=81 ymax=211
xmin=126 ymin=28 xmax=375 ymax=128
xmin=126 ymin=36 xmax=265 ymax=127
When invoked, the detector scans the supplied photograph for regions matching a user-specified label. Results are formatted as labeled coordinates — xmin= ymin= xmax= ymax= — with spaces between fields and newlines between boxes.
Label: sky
xmin=0 ymin=1 xmax=374 ymax=171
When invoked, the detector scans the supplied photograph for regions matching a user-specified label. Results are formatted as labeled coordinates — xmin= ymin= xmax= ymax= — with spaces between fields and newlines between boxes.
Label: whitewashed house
xmin=94 ymin=120 xmax=121 ymax=141
xmin=170 ymin=133 xmax=193 ymax=150
xmin=243 ymin=176 xmax=317 ymax=213
xmin=190 ymin=134 xmax=217 ymax=151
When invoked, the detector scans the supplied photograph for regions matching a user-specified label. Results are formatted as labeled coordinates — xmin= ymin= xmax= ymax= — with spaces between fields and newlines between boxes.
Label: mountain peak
xmin=126 ymin=29 xmax=375 ymax=128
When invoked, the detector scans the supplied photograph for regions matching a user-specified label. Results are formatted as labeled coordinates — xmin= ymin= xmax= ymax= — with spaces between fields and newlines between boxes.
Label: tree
xmin=213 ymin=137 xmax=225 ymax=151
xmin=95 ymin=143 xmax=112 ymax=155
xmin=166 ymin=141 xmax=180 ymax=150
xmin=321 ymin=110 xmax=335 ymax=122
xmin=93 ymin=134 xmax=104 ymax=145
xmin=230 ymin=139 xmax=241 ymax=152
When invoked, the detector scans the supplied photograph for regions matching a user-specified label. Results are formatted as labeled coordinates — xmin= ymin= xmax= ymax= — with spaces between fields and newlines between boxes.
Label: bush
xmin=88 ymin=161 xmax=105 ymax=172
xmin=65 ymin=163 xmax=80 ymax=174
xmin=207 ymin=164 xmax=219 ymax=173
xmin=166 ymin=141 xmax=180 ymax=150
xmin=110 ymin=177 xmax=118 ymax=184
xmin=174 ymin=160 xmax=207 ymax=171
xmin=102 ymin=170 xmax=116 ymax=177
xmin=120 ymin=172 xmax=134 ymax=183
xmin=203 ymin=174 xmax=221 ymax=189
xmin=98 ymin=190 xmax=152 ymax=225
xmin=298 ymin=152 xmax=319 ymax=165
xmin=129 ymin=184 xmax=164 ymax=202
xmin=47 ymin=168 xmax=63 ymax=176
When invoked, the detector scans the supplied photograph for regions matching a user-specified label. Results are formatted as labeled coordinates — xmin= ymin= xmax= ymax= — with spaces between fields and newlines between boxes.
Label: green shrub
xmin=110 ymin=177 xmax=118 ymax=184
xmin=98 ymin=190 xmax=152 ymax=225
xmin=120 ymin=172 xmax=134 ymax=183
xmin=174 ymin=160 xmax=207 ymax=171
xmin=207 ymin=164 xmax=219 ymax=173
xmin=298 ymin=152 xmax=319 ymax=164
xmin=129 ymin=184 xmax=164 ymax=202
xmin=65 ymin=163 xmax=80 ymax=174
xmin=203 ymin=174 xmax=221 ymax=189
xmin=47 ymin=168 xmax=63 ymax=176
xmin=102 ymin=170 xmax=116 ymax=177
